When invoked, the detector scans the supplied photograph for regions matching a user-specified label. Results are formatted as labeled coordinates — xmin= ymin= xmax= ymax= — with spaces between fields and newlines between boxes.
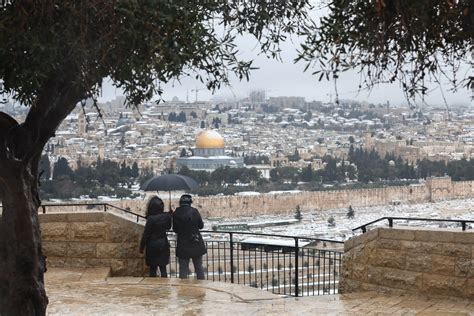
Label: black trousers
xmin=149 ymin=265 xmax=167 ymax=278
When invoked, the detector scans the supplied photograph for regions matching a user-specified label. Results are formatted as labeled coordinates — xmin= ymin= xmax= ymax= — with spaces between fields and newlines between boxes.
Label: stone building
xmin=176 ymin=130 xmax=244 ymax=171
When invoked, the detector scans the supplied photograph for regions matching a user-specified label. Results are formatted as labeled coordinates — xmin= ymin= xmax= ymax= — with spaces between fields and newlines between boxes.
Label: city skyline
xmin=99 ymin=34 xmax=473 ymax=107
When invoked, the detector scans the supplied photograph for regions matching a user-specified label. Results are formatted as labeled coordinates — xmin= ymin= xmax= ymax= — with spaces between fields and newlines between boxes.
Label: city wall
xmin=111 ymin=177 xmax=474 ymax=219
xmin=339 ymin=227 xmax=474 ymax=299
xmin=40 ymin=212 xmax=146 ymax=276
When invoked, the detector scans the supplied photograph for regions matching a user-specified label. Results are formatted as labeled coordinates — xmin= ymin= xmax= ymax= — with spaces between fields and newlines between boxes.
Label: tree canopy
xmin=0 ymin=1 xmax=310 ymax=108
xmin=298 ymin=0 xmax=473 ymax=101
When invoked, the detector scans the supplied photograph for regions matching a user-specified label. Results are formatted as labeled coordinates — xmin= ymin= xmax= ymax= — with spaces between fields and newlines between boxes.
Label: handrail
xmin=34 ymin=202 xmax=146 ymax=222
xmin=353 ymin=216 xmax=474 ymax=233
xmin=199 ymin=230 xmax=344 ymax=244
xmin=34 ymin=202 xmax=343 ymax=244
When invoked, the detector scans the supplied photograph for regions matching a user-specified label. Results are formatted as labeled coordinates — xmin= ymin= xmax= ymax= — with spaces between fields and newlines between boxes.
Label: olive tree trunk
xmin=0 ymin=74 xmax=84 ymax=315
xmin=0 ymin=155 xmax=47 ymax=315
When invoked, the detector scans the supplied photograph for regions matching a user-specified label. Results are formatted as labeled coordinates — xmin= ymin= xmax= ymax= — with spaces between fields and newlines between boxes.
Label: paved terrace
xmin=46 ymin=268 xmax=474 ymax=315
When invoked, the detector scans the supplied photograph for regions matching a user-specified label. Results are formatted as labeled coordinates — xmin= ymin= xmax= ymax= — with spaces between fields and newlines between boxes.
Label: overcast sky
xmin=100 ymin=30 xmax=473 ymax=108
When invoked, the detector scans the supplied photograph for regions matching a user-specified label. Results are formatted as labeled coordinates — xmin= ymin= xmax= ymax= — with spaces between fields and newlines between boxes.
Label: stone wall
xmin=453 ymin=180 xmax=474 ymax=199
xmin=40 ymin=212 xmax=145 ymax=276
xmin=340 ymin=227 xmax=474 ymax=299
xmin=112 ymin=178 xmax=474 ymax=219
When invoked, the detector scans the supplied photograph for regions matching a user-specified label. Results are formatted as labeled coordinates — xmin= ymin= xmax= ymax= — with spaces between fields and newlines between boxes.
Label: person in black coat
xmin=172 ymin=194 xmax=207 ymax=280
xmin=140 ymin=197 xmax=171 ymax=277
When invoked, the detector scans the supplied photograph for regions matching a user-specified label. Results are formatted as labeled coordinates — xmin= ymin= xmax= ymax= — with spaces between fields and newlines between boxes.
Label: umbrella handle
xmin=169 ymin=191 xmax=172 ymax=213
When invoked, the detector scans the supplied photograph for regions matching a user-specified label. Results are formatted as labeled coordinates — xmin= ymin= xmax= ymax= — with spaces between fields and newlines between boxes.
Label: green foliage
xmin=52 ymin=157 xmax=73 ymax=180
xmin=179 ymin=166 xmax=261 ymax=187
xmin=168 ymin=111 xmax=186 ymax=122
xmin=298 ymin=0 xmax=473 ymax=100
xmin=41 ymin=157 xmax=139 ymax=200
xmin=244 ymin=154 xmax=270 ymax=165
xmin=327 ymin=216 xmax=336 ymax=227
xmin=347 ymin=205 xmax=355 ymax=219
xmin=270 ymin=166 xmax=300 ymax=183
xmin=288 ymin=148 xmax=300 ymax=162
xmin=39 ymin=154 xmax=51 ymax=180
xmin=0 ymin=1 xmax=311 ymax=107
xmin=294 ymin=205 xmax=302 ymax=221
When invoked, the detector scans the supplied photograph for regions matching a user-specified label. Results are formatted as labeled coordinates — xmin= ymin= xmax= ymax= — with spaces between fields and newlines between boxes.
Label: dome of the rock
xmin=196 ymin=130 xmax=225 ymax=149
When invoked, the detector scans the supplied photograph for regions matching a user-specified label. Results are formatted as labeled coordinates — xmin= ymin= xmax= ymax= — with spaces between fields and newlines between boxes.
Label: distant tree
xmin=317 ymin=137 xmax=324 ymax=144
xmin=200 ymin=121 xmax=206 ymax=129
xmin=39 ymin=155 xmax=51 ymax=180
xmin=212 ymin=117 xmax=221 ymax=128
xmin=303 ymin=111 xmax=312 ymax=122
xmin=180 ymin=148 xmax=187 ymax=157
xmin=288 ymin=148 xmax=300 ymax=162
xmin=168 ymin=112 xmax=177 ymax=121
xmin=301 ymin=164 xmax=313 ymax=182
xmin=348 ymin=136 xmax=355 ymax=144
xmin=347 ymin=205 xmax=355 ymax=219
xmin=52 ymin=157 xmax=73 ymax=180
xmin=131 ymin=162 xmax=139 ymax=178
xmin=275 ymin=116 xmax=283 ymax=123
xmin=177 ymin=111 xmax=186 ymax=122
xmin=327 ymin=216 xmax=336 ymax=227
xmin=294 ymin=205 xmax=302 ymax=221
xmin=190 ymin=111 xmax=198 ymax=119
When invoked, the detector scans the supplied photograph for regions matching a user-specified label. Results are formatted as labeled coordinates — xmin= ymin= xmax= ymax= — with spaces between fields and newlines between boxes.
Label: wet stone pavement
xmin=46 ymin=268 xmax=474 ymax=315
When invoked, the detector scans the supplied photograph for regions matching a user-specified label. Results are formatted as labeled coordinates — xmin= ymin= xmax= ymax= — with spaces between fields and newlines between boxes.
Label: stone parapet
xmin=340 ymin=227 xmax=474 ymax=299
xmin=40 ymin=212 xmax=145 ymax=276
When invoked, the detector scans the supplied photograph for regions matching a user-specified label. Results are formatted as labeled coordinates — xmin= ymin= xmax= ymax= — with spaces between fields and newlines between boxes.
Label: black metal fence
xmin=32 ymin=202 xmax=344 ymax=297
xmin=165 ymin=232 xmax=344 ymax=297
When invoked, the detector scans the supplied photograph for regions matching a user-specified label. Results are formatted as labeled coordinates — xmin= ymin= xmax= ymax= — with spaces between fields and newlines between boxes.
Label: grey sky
xmin=100 ymin=33 xmax=473 ymax=108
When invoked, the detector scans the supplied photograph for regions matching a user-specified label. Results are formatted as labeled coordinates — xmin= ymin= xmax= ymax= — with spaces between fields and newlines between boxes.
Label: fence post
xmin=388 ymin=218 xmax=393 ymax=228
xmin=42 ymin=205 xmax=46 ymax=214
xmin=462 ymin=221 xmax=466 ymax=231
xmin=103 ymin=204 xmax=107 ymax=212
xmin=294 ymin=237 xmax=299 ymax=297
xmin=230 ymin=232 xmax=234 ymax=284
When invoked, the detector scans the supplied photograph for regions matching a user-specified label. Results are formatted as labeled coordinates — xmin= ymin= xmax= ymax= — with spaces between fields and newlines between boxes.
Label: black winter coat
xmin=140 ymin=213 xmax=172 ymax=267
xmin=173 ymin=205 xmax=207 ymax=259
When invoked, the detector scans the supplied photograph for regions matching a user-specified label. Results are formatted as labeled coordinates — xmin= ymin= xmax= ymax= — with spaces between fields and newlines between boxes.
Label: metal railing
xmin=353 ymin=217 xmax=474 ymax=233
xmin=34 ymin=202 xmax=146 ymax=223
xmin=166 ymin=231 xmax=343 ymax=297
xmin=33 ymin=202 xmax=343 ymax=297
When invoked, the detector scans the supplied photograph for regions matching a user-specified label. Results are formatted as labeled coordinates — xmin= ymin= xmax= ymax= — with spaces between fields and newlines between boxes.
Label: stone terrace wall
xmin=340 ymin=227 xmax=474 ymax=299
xmin=40 ymin=212 xmax=145 ymax=276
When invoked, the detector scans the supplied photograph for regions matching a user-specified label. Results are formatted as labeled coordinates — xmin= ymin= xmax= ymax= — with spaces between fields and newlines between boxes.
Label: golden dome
xmin=196 ymin=130 xmax=225 ymax=149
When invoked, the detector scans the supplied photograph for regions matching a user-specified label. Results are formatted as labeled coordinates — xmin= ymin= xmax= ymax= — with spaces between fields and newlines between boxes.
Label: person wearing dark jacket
xmin=173 ymin=194 xmax=207 ymax=280
xmin=140 ymin=197 xmax=171 ymax=277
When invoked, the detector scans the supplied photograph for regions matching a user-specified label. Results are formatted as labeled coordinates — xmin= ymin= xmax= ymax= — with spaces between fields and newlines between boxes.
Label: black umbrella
xmin=141 ymin=174 xmax=199 ymax=211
